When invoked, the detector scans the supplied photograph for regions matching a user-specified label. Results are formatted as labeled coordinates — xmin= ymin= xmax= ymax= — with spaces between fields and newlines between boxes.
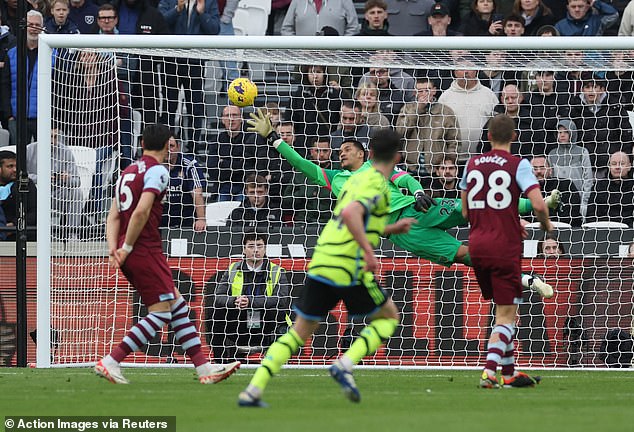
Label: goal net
xmin=34 ymin=35 xmax=634 ymax=369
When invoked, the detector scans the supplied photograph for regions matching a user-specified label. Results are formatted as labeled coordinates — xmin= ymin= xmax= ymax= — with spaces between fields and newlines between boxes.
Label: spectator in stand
xmin=423 ymin=155 xmax=461 ymax=199
xmin=261 ymin=102 xmax=282 ymax=130
xmin=158 ymin=0 xmax=219 ymax=153
xmin=268 ymin=0 xmax=292 ymax=35
xmin=27 ymin=0 xmax=50 ymax=19
xmin=208 ymin=231 xmax=290 ymax=361
xmin=536 ymin=23 xmax=559 ymax=34
xmin=502 ymin=14 xmax=526 ymax=35
xmin=207 ymin=104 xmax=256 ymax=201
xmin=525 ymin=70 xmax=562 ymax=146
xmin=282 ymin=136 xmax=338 ymax=225
xmin=69 ymin=0 xmax=99 ymax=34
xmin=383 ymin=0 xmax=435 ymax=35
xmin=512 ymin=0 xmax=557 ymax=35
xmin=569 ymin=72 xmax=634 ymax=171
xmin=438 ymin=60 xmax=498 ymax=169
xmin=228 ymin=174 xmax=282 ymax=229
xmin=162 ymin=134 xmax=207 ymax=232
xmin=0 ymin=0 xmax=18 ymax=35
xmin=554 ymin=0 xmax=618 ymax=36
xmin=619 ymin=0 xmax=634 ymax=35
xmin=1 ymin=10 xmax=43 ymax=146
xmin=586 ymin=151 xmax=634 ymax=227
xmin=26 ymin=128 xmax=84 ymax=238
xmin=607 ymin=50 xmax=634 ymax=112
xmin=359 ymin=0 xmax=392 ymax=36
xmin=628 ymin=242 xmax=634 ymax=258
xmin=548 ymin=119 xmax=593 ymax=218
xmin=0 ymin=13 xmax=16 ymax=129
xmin=396 ymin=77 xmax=460 ymax=179
xmin=281 ymin=0 xmax=359 ymax=36
xmin=537 ymin=233 xmax=565 ymax=257
xmin=45 ymin=0 xmax=80 ymax=34
xmin=217 ymin=0 xmax=238 ymax=91
xmin=480 ymin=50 xmax=522 ymax=97
xmin=0 ymin=150 xmax=37 ymax=241
xmin=277 ymin=119 xmax=307 ymax=158
xmin=106 ymin=0 xmax=169 ymax=129
xmin=530 ymin=155 xmax=582 ymax=226
xmin=355 ymin=82 xmax=391 ymax=130
xmin=290 ymin=64 xmax=344 ymax=146
xmin=330 ymin=101 xmax=372 ymax=153
xmin=357 ymin=51 xmax=416 ymax=124
xmin=480 ymin=83 xmax=548 ymax=158
xmin=415 ymin=2 xmax=462 ymax=35
xmin=554 ymin=50 xmax=585 ymax=110
xmin=460 ymin=0 xmax=504 ymax=36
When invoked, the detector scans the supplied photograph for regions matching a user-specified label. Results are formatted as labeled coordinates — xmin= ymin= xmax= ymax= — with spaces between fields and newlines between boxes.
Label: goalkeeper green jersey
xmin=307 ymin=167 xmax=390 ymax=287
xmin=276 ymin=141 xmax=418 ymax=213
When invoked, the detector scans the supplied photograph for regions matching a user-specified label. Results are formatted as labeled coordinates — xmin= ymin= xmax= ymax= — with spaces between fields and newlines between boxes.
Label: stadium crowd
xmin=1 ymin=0 xmax=634 ymax=237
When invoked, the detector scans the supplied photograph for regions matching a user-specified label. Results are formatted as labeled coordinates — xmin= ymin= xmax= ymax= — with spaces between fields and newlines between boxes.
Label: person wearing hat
xmin=415 ymin=2 xmax=461 ymax=35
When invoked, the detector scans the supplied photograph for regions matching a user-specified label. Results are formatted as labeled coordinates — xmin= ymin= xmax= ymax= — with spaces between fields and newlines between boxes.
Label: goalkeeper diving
xmin=247 ymin=109 xmax=560 ymax=298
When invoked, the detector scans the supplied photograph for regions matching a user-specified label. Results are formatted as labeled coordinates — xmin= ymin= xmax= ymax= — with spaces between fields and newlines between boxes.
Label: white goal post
xmin=35 ymin=34 xmax=634 ymax=369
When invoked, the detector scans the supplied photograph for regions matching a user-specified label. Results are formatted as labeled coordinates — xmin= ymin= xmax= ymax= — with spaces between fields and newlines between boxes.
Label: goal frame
xmin=36 ymin=34 xmax=634 ymax=368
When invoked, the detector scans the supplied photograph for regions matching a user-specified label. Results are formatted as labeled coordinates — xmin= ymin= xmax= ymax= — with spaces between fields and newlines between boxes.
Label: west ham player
xmin=95 ymin=124 xmax=240 ymax=384
xmin=460 ymin=114 xmax=553 ymax=388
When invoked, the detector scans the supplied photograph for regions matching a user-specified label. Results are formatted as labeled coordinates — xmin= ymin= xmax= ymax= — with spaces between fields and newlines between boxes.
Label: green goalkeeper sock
xmin=518 ymin=197 xmax=533 ymax=215
xmin=343 ymin=318 xmax=398 ymax=365
xmin=249 ymin=328 xmax=304 ymax=391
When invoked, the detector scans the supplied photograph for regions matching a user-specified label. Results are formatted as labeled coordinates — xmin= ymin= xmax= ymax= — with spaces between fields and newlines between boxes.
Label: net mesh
xmin=38 ymin=42 xmax=634 ymax=369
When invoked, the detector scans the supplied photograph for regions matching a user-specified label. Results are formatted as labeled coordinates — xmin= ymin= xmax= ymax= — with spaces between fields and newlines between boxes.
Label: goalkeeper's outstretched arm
xmin=247 ymin=108 xmax=336 ymax=188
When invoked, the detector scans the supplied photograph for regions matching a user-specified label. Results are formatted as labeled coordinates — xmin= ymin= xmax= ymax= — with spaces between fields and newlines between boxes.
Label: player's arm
xmin=459 ymin=167 xmax=470 ymax=221
xmin=247 ymin=108 xmax=333 ymax=188
xmin=460 ymin=190 xmax=469 ymax=221
xmin=106 ymin=199 xmax=121 ymax=267
xmin=526 ymin=188 xmax=553 ymax=232
xmin=112 ymin=192 xmax=155 ymax=267
xmin=391 ymin=169 xmax=436 ymax=212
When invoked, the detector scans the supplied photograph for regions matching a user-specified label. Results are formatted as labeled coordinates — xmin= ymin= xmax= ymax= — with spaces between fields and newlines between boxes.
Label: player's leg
xmin=168 ymin=293 xmax=240 ymax=384
xmin=238 ymin=277 xmax=338 ymax=407
xmin=331 ymin=274 xmax=398 ymax=402
xmin=476 ymin=257 xmax=541 ymax=389
xmin=95 ymin=299 xmax=172 ymax=384
xmin=482 ymin=304 xmax=517 ymax=389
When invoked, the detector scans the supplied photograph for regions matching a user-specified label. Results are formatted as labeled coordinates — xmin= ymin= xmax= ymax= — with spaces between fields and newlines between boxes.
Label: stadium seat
xmin=232 ymin=8 xmax=250 ymax=36
xmin=581 ymin=221 xmax=630 ymax=229
xmin=68 ymin=146 xmax=97 ymax=202
xmin=0 ymin=129 xmax=9 ymax=148
xmin=525 ymin=221 xmax=572 ymax=229
xmin=235 ymin=0 xmax=269 ymax=36
xmin=2 ymin=145 xmax=16 ymax=154
xmin=205 ymin=201 xmax=242 ymax=226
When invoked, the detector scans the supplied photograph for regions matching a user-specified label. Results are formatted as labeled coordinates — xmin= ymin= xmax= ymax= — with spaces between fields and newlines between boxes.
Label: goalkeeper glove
xmin=247 ymin=108 xmax=281 ymax=147
xmin=414 ymin=190 xmax=436 ymax=212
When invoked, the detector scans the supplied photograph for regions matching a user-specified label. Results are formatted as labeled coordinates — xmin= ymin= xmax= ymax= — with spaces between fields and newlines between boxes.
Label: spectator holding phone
xmin=460 ymin=0 xmax=505 ymax=36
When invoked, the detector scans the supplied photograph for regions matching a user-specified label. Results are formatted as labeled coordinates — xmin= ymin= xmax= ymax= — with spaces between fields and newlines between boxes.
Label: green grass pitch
xmin=1 ymin=368 xmax=633 ymax=432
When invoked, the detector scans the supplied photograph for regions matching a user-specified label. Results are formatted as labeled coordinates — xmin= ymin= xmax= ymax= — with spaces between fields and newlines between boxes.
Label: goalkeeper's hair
xmin=142 ymin=124 xmax=172 ymax=151
xmin=369 ymin=128 xmax=402 ymax=163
